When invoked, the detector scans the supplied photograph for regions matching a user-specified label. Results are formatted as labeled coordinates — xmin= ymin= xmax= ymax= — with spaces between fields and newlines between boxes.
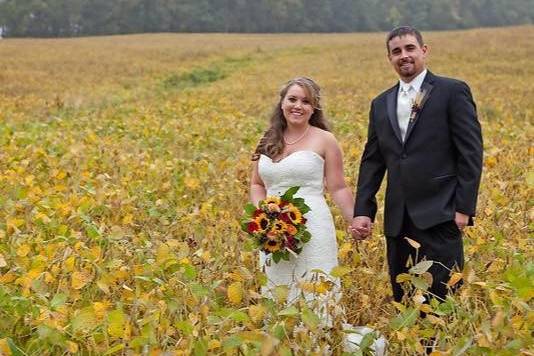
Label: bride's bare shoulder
xmin=311 ymin=127 xmax=339 ymax=146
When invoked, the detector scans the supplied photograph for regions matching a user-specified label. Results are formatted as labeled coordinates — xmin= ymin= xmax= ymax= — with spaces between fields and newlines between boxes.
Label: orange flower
xmin=286 ymin=224 xmax=297 ymax=236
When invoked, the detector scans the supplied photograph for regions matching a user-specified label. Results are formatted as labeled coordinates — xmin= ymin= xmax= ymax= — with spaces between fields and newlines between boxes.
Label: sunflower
xmin=253 ymin=213 xmax=269 ymax=232
xmin=263 ymin=233 xmax=282 ymax=252
xmin=270 ymin=219 xmax=288 ymax=234
xmin=263 ymin=196 xmax=281 ymax=206
xmin=285 ymin=204 xmax=303 ymax=224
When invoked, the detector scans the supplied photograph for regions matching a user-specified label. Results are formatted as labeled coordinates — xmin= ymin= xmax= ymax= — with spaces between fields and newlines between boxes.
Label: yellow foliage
xmin=93 ymin=301 xmax=111 ymax=319
xmin=0 ymin=338 xmax=11 ymax=355
xmin=66 ymin=341 xmax=79 ymax=353
xmin=184 ymin=177 xmax=200 ymax=190
xmin=338 ymin=242 xmax=352 ymax=259
xmin=6 ymin=218 xmax=24 ymax=233
xmin=227 ymin=282 xmax=244 ymax=304
xmin=0 ymin=254 xmax=7 ymax=268
xmin=16 ymin=244 xmax=31 ymax=257
xmin=122 ymin=214 xmax=134 ymax=225
xmin=248 ymin=304 xmax=266 ymax=323
xmin=0 ymin=272 xmax=17 ymax=284
xmin=71 ymin=270 xmax=93 ymax=290
xmin=447 ymin=272 xmax=463 ymax=287
xmin=64 ymin=256 xmax=76 ymax=272
xmin=207 ymin=339 xmax=221 ymax=350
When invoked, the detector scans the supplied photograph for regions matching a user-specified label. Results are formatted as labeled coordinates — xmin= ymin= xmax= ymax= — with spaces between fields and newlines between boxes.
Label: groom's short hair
xmin=386 ymin=26 xmax=424 ymax=53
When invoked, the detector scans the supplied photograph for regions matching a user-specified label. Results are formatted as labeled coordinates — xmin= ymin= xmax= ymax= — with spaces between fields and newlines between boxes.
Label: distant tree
xmin=0 ymin=0 xmax=532 ymax=37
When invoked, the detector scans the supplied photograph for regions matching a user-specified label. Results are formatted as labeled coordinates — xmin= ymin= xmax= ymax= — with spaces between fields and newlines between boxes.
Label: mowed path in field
xmin=0 ymin=27 xmax=532 ymax=354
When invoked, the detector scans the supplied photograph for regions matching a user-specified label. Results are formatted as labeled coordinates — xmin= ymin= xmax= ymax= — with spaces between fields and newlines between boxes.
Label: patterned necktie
xmin=398 ymin=85 xmax=414 ymax=141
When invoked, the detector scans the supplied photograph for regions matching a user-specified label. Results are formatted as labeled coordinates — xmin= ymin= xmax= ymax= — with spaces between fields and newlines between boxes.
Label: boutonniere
xmin=409 ymin=89 xmax=427 ymax=123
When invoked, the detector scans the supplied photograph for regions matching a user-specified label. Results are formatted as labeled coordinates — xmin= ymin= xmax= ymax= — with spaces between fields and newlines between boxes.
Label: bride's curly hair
xmin=252 ymin=77 xmax=331 ymax=161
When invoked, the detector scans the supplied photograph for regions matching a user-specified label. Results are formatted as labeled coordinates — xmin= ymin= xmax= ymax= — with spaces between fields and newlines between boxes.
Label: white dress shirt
xmin=397 ymin=69 xmax=427 ymax=141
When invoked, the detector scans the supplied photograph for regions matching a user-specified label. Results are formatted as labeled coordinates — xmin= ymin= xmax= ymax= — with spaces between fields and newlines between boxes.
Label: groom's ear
xmin=422 ymin=44 xmax=429 ymax=57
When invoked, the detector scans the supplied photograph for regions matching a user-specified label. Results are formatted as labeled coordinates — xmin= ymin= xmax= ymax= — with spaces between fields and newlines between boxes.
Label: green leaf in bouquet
xmin=244 ymin=202 xmax=257 ymax=216
xmin=300 ymin=230 xmax=311 ymax=243
xmin=299 ymin=204 xmax=311 ymax=214
xmin=282 ymin=251 xmax=290 ymax=261
xmin=272 ymin=252 xmax=282 ymax=263
xmin=240 ymin=220 xmax=250 ymax=232
xmin=292 ymin=197 xmax=305 ymax=206
xmin=281 ymin=186 xmax=300 ymax=201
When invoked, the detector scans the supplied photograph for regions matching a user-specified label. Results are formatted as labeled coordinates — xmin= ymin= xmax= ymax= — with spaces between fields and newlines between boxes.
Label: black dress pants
xmin=386 ymin=211 xmax=464 ymax=302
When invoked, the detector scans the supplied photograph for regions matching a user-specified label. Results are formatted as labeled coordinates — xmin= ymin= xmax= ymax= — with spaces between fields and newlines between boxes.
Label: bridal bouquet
xmin=241 ymin=186 xmax=311 ymax=263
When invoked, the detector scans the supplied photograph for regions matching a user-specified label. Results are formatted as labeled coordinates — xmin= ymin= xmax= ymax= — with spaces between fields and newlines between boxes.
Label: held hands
xmin=455 ymin=211 xmax=469 ymax=231
xmin=350 ymin=216 xmax=373 ymax=241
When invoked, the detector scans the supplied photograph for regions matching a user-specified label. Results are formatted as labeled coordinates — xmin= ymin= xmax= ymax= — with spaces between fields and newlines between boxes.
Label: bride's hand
xmin=350 ymin=216 xmax=372 ymax=240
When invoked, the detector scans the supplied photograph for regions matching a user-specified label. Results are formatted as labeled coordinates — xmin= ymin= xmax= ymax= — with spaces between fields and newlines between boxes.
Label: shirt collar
xmin=399 ymin=68 xmax=427 ymax=93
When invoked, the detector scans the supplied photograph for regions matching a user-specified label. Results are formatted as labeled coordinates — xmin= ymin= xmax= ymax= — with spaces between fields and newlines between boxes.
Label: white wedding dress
xmin=258 ymin=150 xmax=386 ymax=355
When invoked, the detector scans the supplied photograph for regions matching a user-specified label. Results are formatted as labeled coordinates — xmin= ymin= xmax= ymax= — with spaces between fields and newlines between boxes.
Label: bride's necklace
xmin=283 ymin=125 xmax=311 ymax=145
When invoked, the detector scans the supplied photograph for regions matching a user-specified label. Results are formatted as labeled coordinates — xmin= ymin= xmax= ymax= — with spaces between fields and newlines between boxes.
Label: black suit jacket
xmin=354 ymin=71 xmax=483 ymax=237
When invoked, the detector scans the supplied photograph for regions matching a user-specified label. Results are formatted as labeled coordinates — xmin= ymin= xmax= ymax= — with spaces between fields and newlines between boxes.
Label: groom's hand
xmin=350 ymin=216 xmax=373 ymax=240
xmin=454 ymin=212 xmax=469 ymax=231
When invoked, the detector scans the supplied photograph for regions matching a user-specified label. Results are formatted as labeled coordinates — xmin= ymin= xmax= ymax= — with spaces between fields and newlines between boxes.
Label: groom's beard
xmin=398 ymin=59 xmax=416 ymax=77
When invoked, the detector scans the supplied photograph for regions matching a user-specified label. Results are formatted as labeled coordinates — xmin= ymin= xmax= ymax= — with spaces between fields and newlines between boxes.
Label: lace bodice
xmin=258 ymin=150 xmax=325 ymax=197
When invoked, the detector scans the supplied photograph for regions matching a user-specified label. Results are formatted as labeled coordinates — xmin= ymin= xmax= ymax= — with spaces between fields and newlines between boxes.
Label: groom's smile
xmin=387 ymin=34 xmax=428 ymax=82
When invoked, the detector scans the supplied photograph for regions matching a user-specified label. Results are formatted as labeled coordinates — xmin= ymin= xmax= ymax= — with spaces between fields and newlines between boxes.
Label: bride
xmin=249 ymin=77 xmax=386 ymax=354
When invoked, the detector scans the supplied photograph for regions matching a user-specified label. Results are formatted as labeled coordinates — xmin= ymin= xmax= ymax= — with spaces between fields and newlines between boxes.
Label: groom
xmin=351 ymin=26 xmax=483 ymax=302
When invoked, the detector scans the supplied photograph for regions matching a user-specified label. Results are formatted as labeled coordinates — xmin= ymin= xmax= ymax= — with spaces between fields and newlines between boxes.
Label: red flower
xmin=285 ymin=235 xmax=296 ymax=250
xmin=253 ymin=209 xmax=263 ymax=218
xmin=247 ymin=221 xmax=259 ymax=233
xmin=301 ymin=217 xmax=307 ymax=224
xmin=279 ymin=212 xmax=291 ymax=224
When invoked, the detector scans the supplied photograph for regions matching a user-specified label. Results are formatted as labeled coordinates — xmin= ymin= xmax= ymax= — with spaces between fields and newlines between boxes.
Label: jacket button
xmin=401 ymin=153 xmax=407 ymax=159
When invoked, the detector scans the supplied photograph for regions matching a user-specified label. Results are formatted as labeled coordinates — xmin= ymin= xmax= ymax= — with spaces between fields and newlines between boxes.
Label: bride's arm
xmin=250 ymin=160 xmax=266 ymax=206
xmin=324 ymin=133 xmax=355 ymax=223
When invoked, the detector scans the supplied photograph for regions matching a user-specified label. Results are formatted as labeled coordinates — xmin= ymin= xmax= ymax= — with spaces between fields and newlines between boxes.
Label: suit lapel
xmin=403 ymin=72 xmax=435 ymax=144
xmin=386 ymin=85 xmax=403 ymax=144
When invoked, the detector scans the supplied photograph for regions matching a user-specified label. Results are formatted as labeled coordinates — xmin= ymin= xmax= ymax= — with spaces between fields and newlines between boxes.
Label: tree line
xmin=0 ymin=0 xmax=533 ymax=37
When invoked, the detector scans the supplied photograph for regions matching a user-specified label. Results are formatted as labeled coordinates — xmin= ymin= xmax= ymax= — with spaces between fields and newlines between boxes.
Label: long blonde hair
xmin=253 ymin=77 xmax=330 ymax=160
